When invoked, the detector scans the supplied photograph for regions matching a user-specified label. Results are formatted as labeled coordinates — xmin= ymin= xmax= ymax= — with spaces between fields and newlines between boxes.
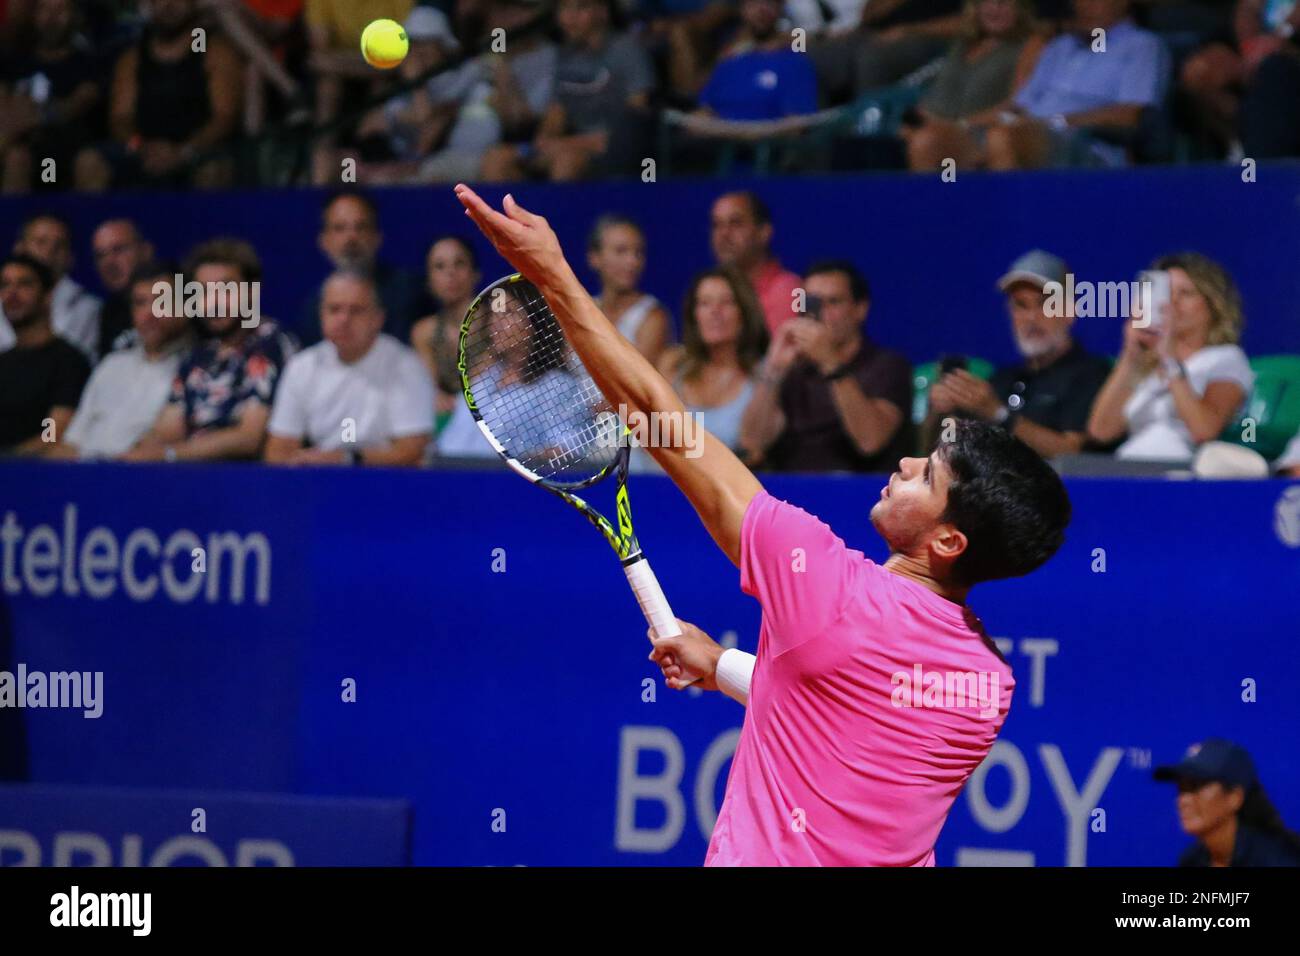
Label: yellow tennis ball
xmin=360 ymin=19 xmax=409 ymax=70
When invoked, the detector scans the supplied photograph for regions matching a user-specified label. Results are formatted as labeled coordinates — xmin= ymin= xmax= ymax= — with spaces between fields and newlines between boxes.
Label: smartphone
xmin=1136 ymin=269 xmax=1171 ymax=333
xmin=939 ymin=354 xmax=968 ymax=375
xmin=803 ymin=293 xmax=824 ymax=322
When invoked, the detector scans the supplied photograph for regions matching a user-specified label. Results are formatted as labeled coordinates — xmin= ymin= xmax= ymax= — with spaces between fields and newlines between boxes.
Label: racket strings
xmin=462 ymin=280 xmax=619 ymax=482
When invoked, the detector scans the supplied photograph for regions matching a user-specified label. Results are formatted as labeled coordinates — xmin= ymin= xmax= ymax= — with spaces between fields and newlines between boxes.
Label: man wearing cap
xmin=1154 ymin=738 xmax=1300 ymax=867
xmin=928 ymin=249 xmax=1112 ymax=460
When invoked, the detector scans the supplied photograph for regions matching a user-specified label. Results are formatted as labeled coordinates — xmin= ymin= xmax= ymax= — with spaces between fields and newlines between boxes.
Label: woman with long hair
xmin=637 ymin=266 xmax=767 ymax=469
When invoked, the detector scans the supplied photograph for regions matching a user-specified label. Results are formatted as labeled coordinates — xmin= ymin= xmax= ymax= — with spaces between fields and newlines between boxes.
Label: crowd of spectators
xmin=2 ymin=0 xmax=1299 ymax=193
xmin=2 ymin=190 xmax=1297 ymax=477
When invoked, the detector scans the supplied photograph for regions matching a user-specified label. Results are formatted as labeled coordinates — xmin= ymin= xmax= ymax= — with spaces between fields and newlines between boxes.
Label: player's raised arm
xmin=456 ymin=185 xmax=760 ymax=565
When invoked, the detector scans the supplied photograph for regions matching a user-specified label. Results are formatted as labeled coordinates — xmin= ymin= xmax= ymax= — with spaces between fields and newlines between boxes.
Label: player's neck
xmin=883 ymin=553 xmax=969 ymax=607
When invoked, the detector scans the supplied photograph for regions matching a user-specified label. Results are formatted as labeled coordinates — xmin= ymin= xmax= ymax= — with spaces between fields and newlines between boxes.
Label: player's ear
xmin=930 ymin=524 xmax=967 ymax=563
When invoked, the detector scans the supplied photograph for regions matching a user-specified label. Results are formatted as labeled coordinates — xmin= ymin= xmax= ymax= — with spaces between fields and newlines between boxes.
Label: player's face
xmin=1006 ymin=282 xmax=1070 ymax=359
xmin=426 ymin=240 xmax=478 ymax=306
xmin=0 ymin=264 xmax=48 ymax=327
xmin=710 ymin=196 xmax=767 ymax=268
xmin=870 ymin=452 xmax=956 ymax=554
xmin=320 ymin=197 xmax=381 ymax=270
xmin=1175 ymin=779 xmax=1240 ymax=837
xmin=739 ymin=0 xmax=781 ymax=38
xmin=589 ymin=224 xmax=645 ymax=292
xmin=693 ymin=276 xmax=742 ymax=346
xmin=321 ymin=275 xmax=383 ymax=362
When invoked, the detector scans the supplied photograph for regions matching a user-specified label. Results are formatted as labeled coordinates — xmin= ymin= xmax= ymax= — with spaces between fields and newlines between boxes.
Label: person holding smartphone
xmin=926 ymin=249 xmax=1112 ymax=460
xmin=1087 ymin=253 xmax=1255 ymax=463
xmin=739 ymin=259 xmax=913 ymax=472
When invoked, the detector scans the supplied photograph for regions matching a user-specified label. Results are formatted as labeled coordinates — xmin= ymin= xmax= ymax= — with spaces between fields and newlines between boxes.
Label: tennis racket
xmin=457 ymin=273 xmax=682 ymax=641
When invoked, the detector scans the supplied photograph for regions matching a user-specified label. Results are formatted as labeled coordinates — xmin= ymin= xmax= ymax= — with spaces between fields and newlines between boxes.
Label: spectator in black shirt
xmin=74 ymin=0 xmax=242 ymax=191
xmin=0 ymin=253 xmax=89 ymax=455
xmin=91 ymin=218 xmax=154 ymax=356
xmin=1154 ymin=738 xmax=1300 ymax=867
xmin=927 ymin=249 xmax=1111 ymax=459
xmin=0 ymin=0 xmax=103 ymax=194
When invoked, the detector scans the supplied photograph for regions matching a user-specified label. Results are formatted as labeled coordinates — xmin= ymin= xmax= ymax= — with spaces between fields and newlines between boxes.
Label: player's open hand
xmin=454 ymin=184 xmax=570 ymax=291
xmin=649 ymin=619 xmax=723 ymax=691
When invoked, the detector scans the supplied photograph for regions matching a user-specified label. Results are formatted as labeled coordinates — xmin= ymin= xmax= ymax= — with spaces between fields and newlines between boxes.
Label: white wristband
xmin=716 ymin=648 xmax=756 ymax=707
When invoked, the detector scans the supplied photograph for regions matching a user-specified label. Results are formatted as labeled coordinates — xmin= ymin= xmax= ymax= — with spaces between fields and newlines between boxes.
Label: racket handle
xmin=624 ymin=557 xmax=682 ymax=640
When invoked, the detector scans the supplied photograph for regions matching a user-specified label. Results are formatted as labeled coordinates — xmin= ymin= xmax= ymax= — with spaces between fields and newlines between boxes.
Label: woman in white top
xmin=1088 ymin=253 xmax=1255 ymax=463
xmin=635 ymin=266 xmax=767 ymax=472
xmin=587 ymin=214 xmax=671 ymax=366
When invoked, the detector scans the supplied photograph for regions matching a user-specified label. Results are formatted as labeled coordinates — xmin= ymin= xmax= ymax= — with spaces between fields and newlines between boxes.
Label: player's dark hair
xmin=1 ymin=252 xmax=55 ymax=292
xmin=429 ymin=234 xmax=479 ymax=270
xmin=936 ymin=419 xmax=1070 ymax=586
xmin=183 ymin=237 xmax=263 ymax=284
xmin=804 ymin=259 xmax=871 ymax=303
xmin=586 ymin=213 xmax=643 ymax=254
xmin=321 ymin=189 xmax=380 ymax=228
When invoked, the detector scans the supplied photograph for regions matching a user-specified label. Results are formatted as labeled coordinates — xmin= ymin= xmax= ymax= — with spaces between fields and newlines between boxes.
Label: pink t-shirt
xmin=751 ymin=259 xmax=801 ymax=335
xmin=705 ymin=491 xmax=1015 ymax=867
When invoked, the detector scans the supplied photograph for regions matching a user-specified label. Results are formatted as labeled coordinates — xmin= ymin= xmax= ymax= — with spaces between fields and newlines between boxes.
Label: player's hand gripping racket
xmin=458 ymin=273 xmax=682 ymax=641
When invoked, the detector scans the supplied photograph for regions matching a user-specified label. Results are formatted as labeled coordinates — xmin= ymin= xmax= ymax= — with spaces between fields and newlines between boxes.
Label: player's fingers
xmin=503 ymin=192 xmax=544 ymax=228
xmin=454 ymin=184 xmax=516 ymax=236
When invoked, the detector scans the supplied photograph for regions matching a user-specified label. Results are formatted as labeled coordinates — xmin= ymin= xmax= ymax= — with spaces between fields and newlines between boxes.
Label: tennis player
xmin=455 ymin=185 xmax=1071 ymax=866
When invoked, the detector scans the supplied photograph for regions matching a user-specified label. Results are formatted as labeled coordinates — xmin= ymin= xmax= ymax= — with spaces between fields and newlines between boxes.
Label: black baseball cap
xmin=1153 ymin=738 xmax=1257 ymax=789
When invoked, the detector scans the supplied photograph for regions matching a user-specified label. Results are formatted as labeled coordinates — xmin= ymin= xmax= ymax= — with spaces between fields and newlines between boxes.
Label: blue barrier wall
xmin=1 ymin=461 xmax=1298 ymax=866
xmin=3 ymin=166 xmax=1300 ymax=364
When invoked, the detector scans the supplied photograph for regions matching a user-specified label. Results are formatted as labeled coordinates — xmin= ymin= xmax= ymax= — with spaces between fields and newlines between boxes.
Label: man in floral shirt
xmin=124 ymin=239 xmax=297 ymax=462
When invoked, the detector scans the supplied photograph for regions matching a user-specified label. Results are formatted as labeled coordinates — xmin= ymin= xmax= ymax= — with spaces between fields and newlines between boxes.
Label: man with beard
xmin=0 ymin=253 xmax=90 ymax=455
xmin=125 ymin=239 xmax=297 ymax=462
xmin=73 ymin=0 xmax=241 ymax=190
xmin=0 ymin=213 xmax=101 ymax=360
xmin=90 ymin=218 xmax=153 ymax=356
xmin=927 ymin=249 xmax=1113 ymax=460
xmin=297 ymin=191 xmax=422 ymax=345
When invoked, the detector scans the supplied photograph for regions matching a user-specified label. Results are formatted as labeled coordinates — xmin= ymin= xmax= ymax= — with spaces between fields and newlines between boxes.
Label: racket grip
xmin=624 ymin=557 xmax=682 ymax=640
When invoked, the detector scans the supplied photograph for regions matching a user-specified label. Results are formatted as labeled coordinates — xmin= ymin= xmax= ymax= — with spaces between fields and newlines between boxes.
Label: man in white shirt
xmin=265 ymin=269 xmax=434 ymax=467
xmin=51 ymin=261 xmax=195 ymax=460
xmin=0 ymin=213 xmax=102 ymax=361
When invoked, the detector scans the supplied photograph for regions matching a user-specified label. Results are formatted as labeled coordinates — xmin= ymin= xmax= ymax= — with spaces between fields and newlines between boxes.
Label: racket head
xmin=458 ymin=274 xmax=626 ymax=490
